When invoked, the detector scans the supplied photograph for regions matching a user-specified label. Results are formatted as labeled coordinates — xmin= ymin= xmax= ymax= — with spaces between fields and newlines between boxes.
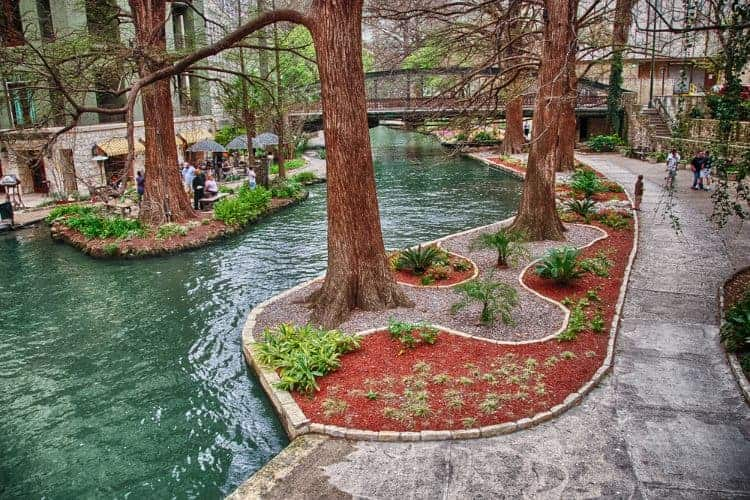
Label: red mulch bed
xmin=486 ymin=157 xmax=527 ymax=176
xmin=290 ymin=218 xmax=635 ymax=432
xmin=393 ymin=255 xmax=475 ymax=287
xmin=724 ymin=267 xmax=750 ymax=311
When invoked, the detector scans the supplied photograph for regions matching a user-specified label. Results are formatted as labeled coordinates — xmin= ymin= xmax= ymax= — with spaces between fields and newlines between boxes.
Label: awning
xmin=177 ymin=129 xmax=213 ymax=145
xmin=97 ymin=137 xmax=145 ymax=157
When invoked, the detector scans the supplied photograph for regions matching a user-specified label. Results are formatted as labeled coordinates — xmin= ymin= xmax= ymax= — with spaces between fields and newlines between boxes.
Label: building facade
xmin=0 ymin=0 xmax=221 ymax=196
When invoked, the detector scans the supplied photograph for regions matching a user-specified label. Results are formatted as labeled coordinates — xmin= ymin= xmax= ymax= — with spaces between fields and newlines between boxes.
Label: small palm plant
xmin=534 ymin=246 xmax=585 ymax=284
xmin=470 ymin=228 xmax=529 ymax=268
xmin=564 ymin=198 xmax=597 ymax=222
xmin=395 ymin=245 xmax=441 ymax=275
xmin=569 ymin=169 xmax=605 ymax=198
xmin=451 ymin=274 xmax=518 ymax=325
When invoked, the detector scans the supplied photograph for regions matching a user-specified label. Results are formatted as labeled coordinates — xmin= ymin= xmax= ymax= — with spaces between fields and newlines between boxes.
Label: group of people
xmin=664 ymin=149 xmax=713 ymax=191
xmin=180 ymin=161 xmax=219 ymax=209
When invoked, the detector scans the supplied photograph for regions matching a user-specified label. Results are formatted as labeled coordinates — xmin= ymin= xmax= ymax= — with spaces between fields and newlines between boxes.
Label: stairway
xmin=640 ymin=107 xmax=672 ymax=137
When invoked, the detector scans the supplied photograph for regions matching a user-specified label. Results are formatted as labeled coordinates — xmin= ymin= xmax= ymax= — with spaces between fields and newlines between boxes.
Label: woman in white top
xmin=665 ymin=149 xmax=680 ymax=189
xmin=247 ymin=167 xmax=257 ymax=189
xmin=204 ymin=174 xmax=219 ymax=196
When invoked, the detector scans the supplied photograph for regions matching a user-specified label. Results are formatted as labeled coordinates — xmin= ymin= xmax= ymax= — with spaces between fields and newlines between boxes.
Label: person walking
xmin=690 ymin=151 xmax=704 ymax=190
xmin=633 ymin=174 xmax=644 ymax=211
xmin=192 ymin=168 xmax=205 ymax=209
xmin=135 ymin=171 xmax=145 ymax=205
xmin=665 ymin=149 xmax=680 ymax=189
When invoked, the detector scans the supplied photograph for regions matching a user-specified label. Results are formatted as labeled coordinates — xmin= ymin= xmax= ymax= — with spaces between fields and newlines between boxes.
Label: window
xmin=6 ymin=82 xmax=37 ymax=127
xmin=0 ymin=0 xmax=24 ymax=47
xmin=36 ymin=0 xmax=54 ymax=41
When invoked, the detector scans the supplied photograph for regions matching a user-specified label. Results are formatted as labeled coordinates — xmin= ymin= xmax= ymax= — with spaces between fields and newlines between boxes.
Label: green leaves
xmin=451 ymin=275 xmax=518 ymax=325
xmin=721 ymin=291 xmax=750 ymax=352
xmin=254 ymin=324 xmax=361 ymax=394
xmin=569 ymin=169 xmax=605 ymax=198
xmin=586 ymin=135 xmax=624 ymax=153
xmin=213 ymin=185 xmax=271 ymax=226
xmin=387 ymin=319 xmax=439 ymax=350
xmin=535 ymin=247 xmax=585 ymax=284
xmin=395 ymin=245 xmax=443 ymax=275
xmin=564 ymin=199 xmax=597 ymax=222
xmin=471 ymin=228 xmax=529 ymax=268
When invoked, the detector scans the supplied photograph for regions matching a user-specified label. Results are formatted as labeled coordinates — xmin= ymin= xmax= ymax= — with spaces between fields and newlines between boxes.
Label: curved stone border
xmin=49 ymin=191 xmax=309 ymax=259
xmin=719 ymin=267 xmax=750 ymax=405
xmin=242 ymin=182 xmax=638 ymax=440
xmin=394 ymin=248 xmax=479 ymax=289
xmin=468 ymin=153 xmax=526 ymax=179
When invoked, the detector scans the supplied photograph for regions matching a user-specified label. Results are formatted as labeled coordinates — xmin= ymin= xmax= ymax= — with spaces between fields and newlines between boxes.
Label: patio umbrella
xmin=187 ymin=139 xmax=227 ymax=153
xmin=226 ymin=136 xmax=248 ymax=150
xmin=252 ymin=132 xmax=279 ymax=149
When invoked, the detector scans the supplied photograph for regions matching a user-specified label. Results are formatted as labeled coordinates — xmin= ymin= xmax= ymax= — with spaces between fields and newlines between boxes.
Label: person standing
xmin=204 ymin=174 xmax=218 ymax=196
xmin=633 ymin=174 xmax=644 ymax=210
xmin=247 ymin=166 xmax=257 ymax=189
xmin=666 ymin=149 xmax=680 ymax=189
xmin=192 ymin=168 xmax=205 ymax=209
xmin=136 ymin=171 xmax=145 ymax=205
xmin=701 ymin=150 xmax=712 ymax=190
xmin=690 ymin=151 xmax=704 ymax=190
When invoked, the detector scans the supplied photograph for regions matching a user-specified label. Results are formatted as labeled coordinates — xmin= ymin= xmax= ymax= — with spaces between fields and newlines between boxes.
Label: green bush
xmin=270 ymin=180 xmax=303 ymax=198
xmin=579 ymin=250 xmax=614 ymax=277
xmin=387 ymin=319 xmax=439 ymax=349
xmin=218 ymin=185 xmax=235 ymax=194
xmin=558 ymin=300 xmax=588 ymax=341
xmin=451 ymin=275 xmax=518 ymax=325
xmin=156 ymin=223 xmax=188 ymax=239
xmin=254 ymin=323 xmax=361 ymax=393
xmin=45 ymin=204 xmax=97 ymax=223
xmin=270 ymin=157 xmax=306 ymax=174
xmin=470 ymin=228 xmax=529 ymax=267
xmin=318 ymin=148 xmax=326 ymax=159
xmin=213 ymin=185 xmax=271 ymax=226
xmin=720 ymin=291 xmax=750 ymax=352
xmin=535 ymin=247 xmax=585 ymax=284
xmin=587 ymin=134 xmax=624 ymax=152
xmin=64 ymin=212 xmax=145 ymax=239
xmin=598 ymin=211 xmax=631 ymax=230
xmin=472 ymin=131 xmax=494 ymax=142
xmin=291 ymin=171 xmax=316 ymax=183
xmin=395 ymin=245 xmax=442 ymax=275
xmin=570 ymin=169 xmax=605 ymax=198
xmin=565 ymin=198 xmax=597 ymax=222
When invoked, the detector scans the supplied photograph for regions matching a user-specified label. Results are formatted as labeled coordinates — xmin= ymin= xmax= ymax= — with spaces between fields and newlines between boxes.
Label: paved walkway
xmin=232 ymin=153 xmax=750 ymax=499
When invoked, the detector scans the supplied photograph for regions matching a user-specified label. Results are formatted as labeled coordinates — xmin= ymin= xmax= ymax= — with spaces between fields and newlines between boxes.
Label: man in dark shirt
xmin=690 ymin=151 xmax=704 ymax=190
xmin=192 ymin=168 xmax=206 ymax=209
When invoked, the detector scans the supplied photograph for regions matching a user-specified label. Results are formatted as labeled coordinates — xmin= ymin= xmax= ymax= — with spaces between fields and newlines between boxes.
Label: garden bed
xmin=485 ymin=157 xmax=527 ymax=177
xmin=390 ymin=249 xmax=476 ymax=287
xmin=49 ymin=191 xmax=308 ymax=259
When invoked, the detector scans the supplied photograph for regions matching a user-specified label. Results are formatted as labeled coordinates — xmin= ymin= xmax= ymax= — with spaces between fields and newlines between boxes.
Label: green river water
xmin=0 ymin=127 xmax=521 ymax=499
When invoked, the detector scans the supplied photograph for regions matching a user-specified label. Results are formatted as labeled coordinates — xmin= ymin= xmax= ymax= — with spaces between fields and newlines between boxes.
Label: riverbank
xmin=49 ymin=190 xmax=308 ymax=259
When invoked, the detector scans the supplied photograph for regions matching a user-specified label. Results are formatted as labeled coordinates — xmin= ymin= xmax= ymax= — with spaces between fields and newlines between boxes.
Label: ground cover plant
xmin=269 ymin=179 xmax=304 ymax=198
xmin=291 ymin=171 xmax=317 ymax=184
xmin=535 ymin=247 xmax=585 ymax=284
xmin=586 ymin=134 xmax=624 ymax=152
xmin=390 ymin=245 xmax=475 ymax=286
xmin=388 ymin=319 xmax=439 ymax=351
xmin=720 ymin=289 xmax=750 ymax=353
xmin=270 ymin=157 xmax=306 ymax=174
xmin=569 ymin=169 xmax=606 ymax=199
xmin=254 ymin=323 xmax=361 ymax=393
xmin=213 ymin=185 xmax=272 ymax=226
xmin=52 ymin=206 xmax=146 ymax=240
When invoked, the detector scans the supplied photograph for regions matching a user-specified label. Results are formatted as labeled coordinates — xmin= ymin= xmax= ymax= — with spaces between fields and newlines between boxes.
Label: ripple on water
xmin=0 ymin=127 xmax=521 ymax=498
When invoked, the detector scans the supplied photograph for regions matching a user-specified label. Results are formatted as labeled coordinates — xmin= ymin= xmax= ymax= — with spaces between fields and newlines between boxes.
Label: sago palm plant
xmin=470 ymin=228 xmax=529 ymax=268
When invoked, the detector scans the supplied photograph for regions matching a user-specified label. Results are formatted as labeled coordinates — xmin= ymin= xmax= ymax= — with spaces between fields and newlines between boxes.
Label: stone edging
xmin=467 ymin=153 xmax=526 ymax=179
xmin=718 ymin=268 xmax=750 ymax=405
xmin=241 ymin=177 xmax=639 ymax=441
xmin=49 ymin=191 xmax=309 ymax=259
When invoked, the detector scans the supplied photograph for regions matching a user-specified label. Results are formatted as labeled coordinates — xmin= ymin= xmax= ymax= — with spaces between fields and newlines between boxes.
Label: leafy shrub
xmin=565 ymin=198 xmax=597 ymax=222
xmin=535 ymin=247 xmax=585 ymax=284
xmin=420 ymin=275 xmax=435 ymax=286
xmin=156 ymin=223 xmax=188 ymax=239
xmin=270 ymin=158 xmax=306 ymax=174
xmin=270 ymin=179 xmax=303 ymax=198
xmin=317 ymin=148 xmax=326 ymax=159
xmin=569 ymin=169 xmax=605 ymax=198
xmin=470 ymin=228 xmax=529 ymax=268
xmin=688 ymin=106 xmax=704 ymax=119
xmin=451 ymin=275 xmax=518 ymax=325
xmin=720 ymin=291 xmax=750 ymax=352
xmin=591 ymin=309 xmax=605 ymax=333
xmin=64 ymin=212 xmax=145 ymax=239
xmin=291 ymin=171 xmax=316 ymax=183
xmin=45 ymin=204 xmax=97 ymax=223
xmin=649 ymin=150 xmax=668 ymax=163
xmin=254 ymin=323 xmax=361 ymax=393
xmin=579 ymin=250 xmax=614 ymax=277
xmin=558 ymin=300 xmax=588 ymax=341
xmin=388 ymin=319 xmax=439 ymax=349
xmin=587 ymin=134 xmax=624 ymax=152
xmin=472 ymin=131 xmax=494 ymax=142
xmin=598 ymin=211 xmax=631 ymax=230
xmin=219 ymin=185 xmax=235 ymax=194
xmin=395 ymin=245 xmax=441 ymax=275
xmin=452 ymin=260 xmax=472 ymax=272
xmin=426 ymin=263 xmax=452 ymax=281
xmin=214 ymin=186 xmax=271 ymax=226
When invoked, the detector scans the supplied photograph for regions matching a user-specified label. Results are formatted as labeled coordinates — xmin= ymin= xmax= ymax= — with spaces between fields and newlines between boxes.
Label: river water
xmin=0 ymin=127 xmax=521 ymax=499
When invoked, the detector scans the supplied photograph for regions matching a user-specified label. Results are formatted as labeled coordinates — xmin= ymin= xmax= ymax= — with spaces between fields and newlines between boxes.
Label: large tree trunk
xmin=503 ymin=94 xmax=525 ymax=154
xmin=607 ymin=0 xmax=634 ymax=135
xmin=308 ymin=0 xmax=412 ymax=328
xmin=130 ymin=0 xmax=194 ymax=224
xmin=510 ymin=0 xmax=577 ymax=240
xmin=558 ymin=57 xmax=578 ymax=171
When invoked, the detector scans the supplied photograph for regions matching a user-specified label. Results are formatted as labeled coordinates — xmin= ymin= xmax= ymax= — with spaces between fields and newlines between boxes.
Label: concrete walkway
xmin=233 ymin=153 xmax=750 ymax=499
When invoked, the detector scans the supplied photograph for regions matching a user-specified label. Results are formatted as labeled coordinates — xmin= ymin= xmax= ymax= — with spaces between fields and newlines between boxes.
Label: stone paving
xmin=232 ymin=153 xmax=750 ymax=499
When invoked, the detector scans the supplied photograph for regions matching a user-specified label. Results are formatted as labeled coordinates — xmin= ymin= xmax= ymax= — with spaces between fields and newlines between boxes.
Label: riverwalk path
xmin=230 ymin=153 xmax=750 ymax=499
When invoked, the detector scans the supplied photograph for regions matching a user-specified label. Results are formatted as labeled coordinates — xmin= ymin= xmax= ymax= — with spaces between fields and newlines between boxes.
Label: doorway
xmin=29 ymin=157 xmax=48 ymax=193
